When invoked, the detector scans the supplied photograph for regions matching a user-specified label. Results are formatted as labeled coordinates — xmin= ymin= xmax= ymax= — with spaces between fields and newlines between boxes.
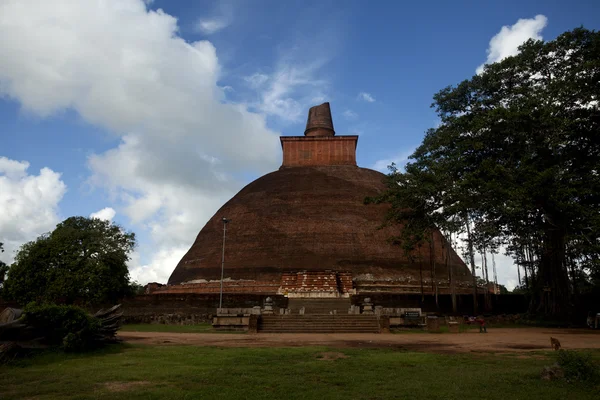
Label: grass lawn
xmin=2 ymin=345 xmax=599 ymax=400
xmin=120 ymin=323 xmax=215 ymax=333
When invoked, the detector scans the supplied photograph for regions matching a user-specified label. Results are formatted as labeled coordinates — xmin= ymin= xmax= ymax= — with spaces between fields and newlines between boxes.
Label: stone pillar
xmin=426 ymin=316 xmax=440 ymax=332
xmin=248 ymin=315 xmax=258 ymax=334
xmin=362 ymin=297 xmax=374 ymax=315
xmin=378 ymin=316 xmax=391 ymax=334
xmin=262 ymin=297 xmax=274 ymax=315
xmin=448 ymin=321 xmax=460 ymax=333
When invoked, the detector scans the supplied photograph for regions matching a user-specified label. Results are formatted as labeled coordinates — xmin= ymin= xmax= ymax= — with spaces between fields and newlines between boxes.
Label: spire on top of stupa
xmin=304 ymin=102 xmax=335 ymax=137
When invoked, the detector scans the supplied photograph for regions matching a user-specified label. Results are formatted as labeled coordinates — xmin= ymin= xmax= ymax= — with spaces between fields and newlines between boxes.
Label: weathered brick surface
xmin=304 ymin=102 xmax=335 ymax=137
xmin=280 ymin=136 xmax=358 ymax=167
xmin=280 ymin=271 xmax=339 ymax=294
xmin=153 ymin=281 xmax=279 ymax=295
xmin=168 ymin=165 xmax=471 ymax=288
xmin=337 ymin=272 xmax=353 ymax=294
xmin=167 ymin=103 xmax=471 ymax=293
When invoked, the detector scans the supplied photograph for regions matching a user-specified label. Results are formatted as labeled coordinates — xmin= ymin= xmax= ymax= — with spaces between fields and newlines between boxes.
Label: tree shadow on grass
xmin=5 ymin=342 xmax=131 ymax=368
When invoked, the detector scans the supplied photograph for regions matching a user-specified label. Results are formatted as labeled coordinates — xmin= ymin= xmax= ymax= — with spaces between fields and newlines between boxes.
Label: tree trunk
xmin=523 ymin=245 xmax=530 ymax=290
xmin=430 ymin=231 xmax=438 ymax=310
xmin=464 ymin=215 xmax=478 ymax=315
xmin=566 ymin=249 xmax=578 ymax=297
xmin=535 ymin=221 xmax=570 ymax=317
xmin=444 ymin=233 xmax=457 ymax=314
xmin=419 ymin=246 xmax=424 ymax=302
xmin=517 ymin=247 xmax=522 ymax=286
xmin=483 ymin=245 xmax=491 ymax=311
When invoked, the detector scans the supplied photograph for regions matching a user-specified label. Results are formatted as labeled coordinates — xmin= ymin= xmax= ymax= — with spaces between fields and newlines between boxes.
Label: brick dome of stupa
xmin=167 ymin=103 xmax=472 ymax=294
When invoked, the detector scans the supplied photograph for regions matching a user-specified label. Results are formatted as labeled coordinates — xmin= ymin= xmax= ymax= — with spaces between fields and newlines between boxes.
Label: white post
xmin=219 ymin=218 xmax=229 ymax=310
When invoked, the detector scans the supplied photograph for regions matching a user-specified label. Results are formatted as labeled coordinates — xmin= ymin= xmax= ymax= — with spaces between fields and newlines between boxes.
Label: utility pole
xmin=219 ymin=217 xmax=230 ymax=310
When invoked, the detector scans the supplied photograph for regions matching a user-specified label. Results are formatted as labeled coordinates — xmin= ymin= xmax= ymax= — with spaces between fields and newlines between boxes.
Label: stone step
xmin=262 ymin=314 xmax=370 ymax=320
xmin=260 ymin=320 xmax=377 ymax=323
xmin=260 ymin=329 xmax=379 ymax=333
xmin=258 ymin=314 xmax=379 ymax=333
xmin=259 ymin=329 xmax=380 ymax=333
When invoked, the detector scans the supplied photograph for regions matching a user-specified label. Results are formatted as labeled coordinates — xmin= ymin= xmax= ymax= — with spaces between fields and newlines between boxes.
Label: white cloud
xmin=0 ymin=157 xmax=66 ymax=263
xmin=358 ymin=92 xmax=375 ymax=103
xmin=90 ymin=207 xmax=116 ymax=222
xmin=194 ymin=2 xmax=233 ymax=35
xmin=450 ymin=232 xmax=519 ymax=291
xmin=492 ymin=251 xmax=519 ymax=291
xmin=342 ymin=109 xmax=358 ymax=120
xmin=476 ymin=15 xmax=548 ymax=74
xmin=129 ymin=246 xmax=188 ymax=284
xmin=244 ymin=73 xmax=269 ymax=88
xmin=252 ymin=62 xmax=329 ymax=122
xmin=0 ymin=0 xmax=281 ymax=283
xmin=195 ymin=18 xmax=230 ymax=35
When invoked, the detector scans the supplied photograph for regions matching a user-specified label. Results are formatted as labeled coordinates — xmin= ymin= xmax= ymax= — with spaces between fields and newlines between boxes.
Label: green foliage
xmin=557 ymin=350 xmax=600 ymax=383
xmin=23 ymin=302 xmax=101 ymax=352
xmin=0 ymin=242 xmax=7 ymax=293
xmin=375 ymin=27 xmax=600 ymax=316
xmin=3 ymin=216 xmax=136 ymax=305
xmin=129 ymin=281 xmax=146 ymax=296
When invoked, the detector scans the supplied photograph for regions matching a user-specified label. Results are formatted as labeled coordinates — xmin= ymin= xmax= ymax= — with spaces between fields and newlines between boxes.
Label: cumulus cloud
xmin=90 ymin=207 xmax=116 ymax=222
xmin=0 ymin=157 xmax=66 ymax=263
xmin=476 ymin=15 xmax=548 ymax=74
xmin=129 ymin=247 xmax=188 ymax=284
xmin=358 ymin=92 xmax=375 ymax=103
xmin=0 ymin=0 xmax=281 ymax=283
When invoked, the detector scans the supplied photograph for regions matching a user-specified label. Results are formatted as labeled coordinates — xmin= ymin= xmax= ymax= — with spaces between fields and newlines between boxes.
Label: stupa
xmin=162 ymin=103 xmax=472 ymax=297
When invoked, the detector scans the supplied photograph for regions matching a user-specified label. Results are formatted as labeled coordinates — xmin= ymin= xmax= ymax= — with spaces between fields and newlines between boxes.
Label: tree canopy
xmin=3 ymin=217 xmax=136 ymax=305
xmin=376 ymin=27 xmax=600 ymax=316
xmin=0 ymin=242 xmax=7 ymax=292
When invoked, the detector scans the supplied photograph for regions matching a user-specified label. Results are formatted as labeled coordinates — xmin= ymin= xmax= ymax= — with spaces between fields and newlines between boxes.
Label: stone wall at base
xmin=351 ymin=293 xmax=529 ymax=315
xmin=120 ymin=294 xmax=288 ymax=324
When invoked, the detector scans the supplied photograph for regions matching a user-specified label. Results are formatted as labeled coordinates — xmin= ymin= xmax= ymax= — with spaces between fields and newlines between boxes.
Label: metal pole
xmin=219 ymin=218 xmax=228 ymax=310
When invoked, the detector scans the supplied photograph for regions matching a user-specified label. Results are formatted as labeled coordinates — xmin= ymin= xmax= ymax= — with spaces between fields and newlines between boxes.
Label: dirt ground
xmin=119 ymin=328 xmax=600 ymax=354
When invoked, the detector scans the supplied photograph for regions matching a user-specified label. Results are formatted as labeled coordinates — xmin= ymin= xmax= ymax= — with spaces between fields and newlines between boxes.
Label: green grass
xmin=2 ymin=345 xmax=599 ymax=399
xmin=120 ymin=323 xmax=215 ymax=333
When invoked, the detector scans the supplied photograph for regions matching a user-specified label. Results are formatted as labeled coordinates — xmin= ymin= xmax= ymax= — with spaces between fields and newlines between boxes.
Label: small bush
xmin=23 ymin=303 xmax=100 ymax=352
xmin=556 ymin=350 xmax=599 ymax=383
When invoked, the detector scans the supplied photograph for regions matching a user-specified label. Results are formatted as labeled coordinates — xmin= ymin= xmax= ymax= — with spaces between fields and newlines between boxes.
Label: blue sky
xmin=1 ymin=0 xmax=598 ymax=288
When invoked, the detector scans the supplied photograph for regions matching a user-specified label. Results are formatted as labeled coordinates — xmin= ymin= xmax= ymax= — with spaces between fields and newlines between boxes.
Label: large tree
xmin=379 ymin=28 xmax=600 ymax=317
xmin=3 ymin=217 xmax=136 ymax=305
xmin=0 ymin=242 xmax=7 ymax=292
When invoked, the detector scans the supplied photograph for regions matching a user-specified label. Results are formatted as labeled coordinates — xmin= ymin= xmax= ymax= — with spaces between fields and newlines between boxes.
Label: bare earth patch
xmin=118 ymin=327 xmax=600 ymax=354
xmin=102 ymin=381 xmax=151 ymax=392
xmin=316 ymin=351 xmax=349 ymax=361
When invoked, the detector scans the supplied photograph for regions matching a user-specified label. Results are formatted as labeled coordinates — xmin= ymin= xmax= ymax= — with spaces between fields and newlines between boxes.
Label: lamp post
xmin=219 ymin=217 xmax=230 ymax=310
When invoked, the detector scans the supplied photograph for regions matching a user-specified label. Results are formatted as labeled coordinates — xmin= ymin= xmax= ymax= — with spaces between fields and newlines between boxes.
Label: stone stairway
xmin=287 ymin=298 xmax=351 ymax=314
xmin=258 ymin=314 xmax=380 ymax=333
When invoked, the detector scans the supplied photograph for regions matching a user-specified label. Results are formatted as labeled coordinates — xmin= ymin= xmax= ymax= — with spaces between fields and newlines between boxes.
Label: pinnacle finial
xmin=304 ymin=102 xmax=335 ymax=137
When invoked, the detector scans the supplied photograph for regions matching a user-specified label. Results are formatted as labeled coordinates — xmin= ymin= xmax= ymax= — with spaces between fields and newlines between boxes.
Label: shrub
xmin=556 ymin=350 xmax=599 ymax=383
xmin=23 ymin=303 xmax=100 ymax=352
